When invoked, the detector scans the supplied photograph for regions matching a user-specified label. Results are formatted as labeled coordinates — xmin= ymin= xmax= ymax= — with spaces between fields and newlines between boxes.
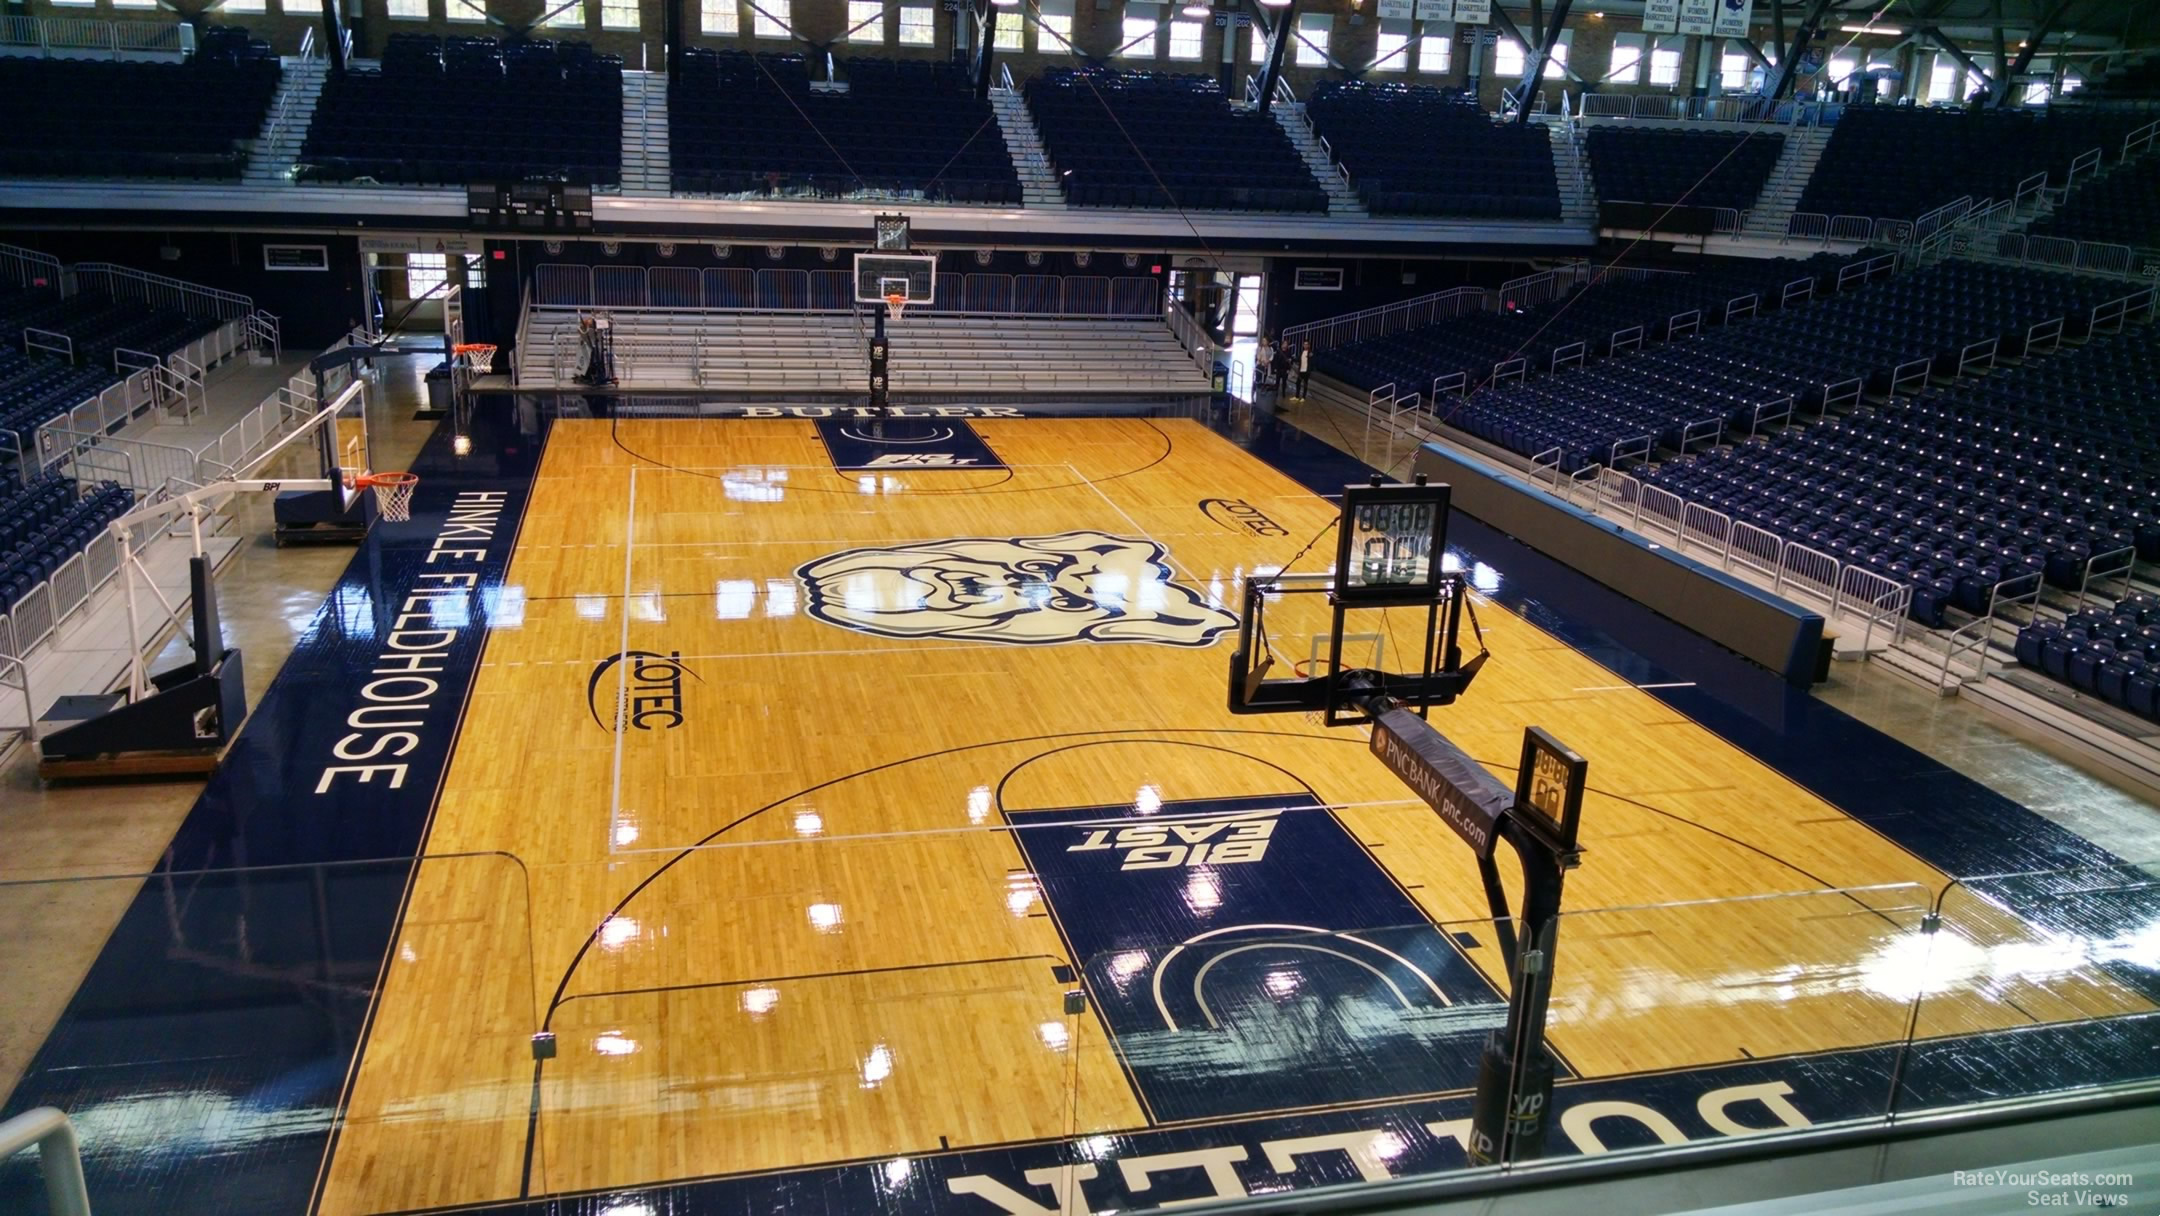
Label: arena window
xmin=753 ymin=0 xmax=792 ymax=37
xmin=1294 ymin=12 xmax=1329 ymax=66
xmin=1494 ymin=35 xmax=1524 ymax=77
xmin=1649 ymin=39 xmax=1681 ymax=86
xmin=1827 ymin=53 xmax=1856 ymax=84
xmin=112 ymin=0 xmax=160 ymax=9
xmin=220 ymin=0 xmax=265 ymax=10
xmin=601 ymin=0 xmax=638 ymax=31
xmin=1168 ymin=18 xmax=1203 ymax=60
xmin=1543 ymin=34 xmax=1569 ymax=78
xmin=897 ymin=3 xmax=933 ymax=45
xmin=994 ymin=10 xmax=1023 ymax=49
xmin=406 ymin=254 xmax=448 ymax=299
xmin=446 ymin=0 xmax=484 ymax=20
xmin=845 ymin=0 xmax=886 ymax=42
xmin=47 ymin=0 xmax=94 ymax=7
xmin=1607 ymin=32 xmax=1642 ymax=83
xmin=387 ymin=0 xmax=430 ymax=19
xmin=701 ymin=0 xmax=739 ymax=35
xmin=541 ymin=0 xmax=584 ymax=27
xmin=1037 ymin=1 xmax=1074 ymax=51
xmin=1720 ymin=50 xmax=1751 ymax=90
xmin=1118 ymin=13 xmax=1159 ymax=58
xmin=1417 ymin=26 xmax=1450 ymax=73
xmin=1372 ymin=26 xmax=1409 ymax=72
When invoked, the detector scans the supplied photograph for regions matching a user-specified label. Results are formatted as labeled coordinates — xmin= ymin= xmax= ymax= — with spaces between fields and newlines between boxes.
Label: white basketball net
xmin=364 ymin=473 xmax=419 ymax=523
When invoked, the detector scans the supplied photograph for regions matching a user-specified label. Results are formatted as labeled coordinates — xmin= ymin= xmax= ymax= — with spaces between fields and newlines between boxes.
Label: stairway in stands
xmin=621 ymin=70 xmax=672 ymax=196
xmin=989 ymin=88 xmax=1065 ymax=208
xmin=1270 ymin=102 xmax=1367 ymax=217
xmin=1741 ymin=124 xmax=1830 ymax=239
xmin=243 ymin=56 xmax=328 ymax=185
xmin=1545 ymin=119 xmax=1597 ymax=227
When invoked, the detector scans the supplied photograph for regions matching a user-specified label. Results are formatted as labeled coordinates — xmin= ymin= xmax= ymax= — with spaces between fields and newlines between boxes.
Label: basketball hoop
xmin=353 ymin=471 xmax=419 ymax=523
xmin=453 ymin=343 xmax=497 ymax=376
xmin=884 ymin=292 xmax=908 ymax=322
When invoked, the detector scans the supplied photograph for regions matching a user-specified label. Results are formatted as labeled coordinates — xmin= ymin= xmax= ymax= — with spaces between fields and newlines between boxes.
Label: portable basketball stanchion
xmin=35 ymin=384 xmax=382 ymax=780
xmin=1225 ymin=475 xmax=1589 ymax=1168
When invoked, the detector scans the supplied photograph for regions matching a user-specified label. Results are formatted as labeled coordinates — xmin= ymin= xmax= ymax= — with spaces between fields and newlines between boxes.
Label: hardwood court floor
xmin=315 ymin=416 xmax=2149 ymax=1212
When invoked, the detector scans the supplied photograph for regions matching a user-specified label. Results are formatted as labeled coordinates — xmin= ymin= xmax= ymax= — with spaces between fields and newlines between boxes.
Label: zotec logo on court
xmin=1198 ymin=498 xmax=1290 ymax=537
xmin=1066 ymin=813 xmax=1276 ymax=871
xmin=586 ymin=649 xmax=700 ymax=731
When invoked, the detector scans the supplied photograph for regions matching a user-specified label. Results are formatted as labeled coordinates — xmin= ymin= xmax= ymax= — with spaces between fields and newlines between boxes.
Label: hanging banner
xmin=1678 ymin=0 xmax=1716 ymax=35
xmin=1642 ymin=0 xmax=1678 ymax=34
xmin=1713 ymin=0 xmax=1754 ymax=37
xmin=1413 ymin=0 xmax=1450 ymax=19
xmin=1377 ymin=0 xmax=1413 ymax=19
xmin=1451 ymin=0 xmax=1491 ymax=23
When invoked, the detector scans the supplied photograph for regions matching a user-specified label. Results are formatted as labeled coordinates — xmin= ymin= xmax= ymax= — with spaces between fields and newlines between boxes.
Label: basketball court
xmin=292 ymin=410 xmax=2153 ymax=1213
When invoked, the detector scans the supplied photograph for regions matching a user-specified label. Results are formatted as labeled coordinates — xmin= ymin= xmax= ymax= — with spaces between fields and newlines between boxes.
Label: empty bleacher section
xmin=0 ymin=476 xmax=134 ymax=632
xmin=518 ymin=263 xmax=1207 ymax=399
xmin=1312 ymin=254 xmax=1855 ymax=404
xmin=1583 ymin=127 xmax=1784 ymax=212
xmin=2076 ymin=53 xmax=2160 ymax=102
xmin=2019 ymin=593 xmax=2160 ymax=721
xmin=1025 ymin=69 xmax=1324 ymax=211
xmin=1798 ymin=107 xmax=2149 ymax=222
xmin=670 ymin=52 xmax=1021 ymax=203
xmin=2029 ymin=150 xmax=2160 ymax=251
xmin=1439 ymin=261 xmax=2121 ymax=473
xmin=1304 ymin=82 xmax=1559 ymax=219
xmin=0 ymin=27 xmax=279 ymax=179
xmin=298 ymin=35 xmax=621 ymax=186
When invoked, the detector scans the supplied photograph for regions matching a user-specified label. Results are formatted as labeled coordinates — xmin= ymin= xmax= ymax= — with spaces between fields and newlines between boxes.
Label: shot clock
xmin=1334 ymin=480 xmax=1451 ymax=603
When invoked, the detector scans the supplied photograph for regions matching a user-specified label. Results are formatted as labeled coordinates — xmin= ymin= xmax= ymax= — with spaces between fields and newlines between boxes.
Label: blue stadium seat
xmin=1305 ymin=81 xmax=1559 ymax=220
xmin=0 ymin=28 xmax=279 ymax=180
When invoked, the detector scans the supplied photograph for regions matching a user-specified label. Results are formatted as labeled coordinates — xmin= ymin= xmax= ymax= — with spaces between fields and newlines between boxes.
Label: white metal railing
xmin=1936 ymin=574 xmax=2044 ymax=691
xmin=1163 ymin=300 xmax=1217 ymax=382
xmin=1282 ymin=285 xmax=1485 ymax=355
xmin=0 ymin=13 xmax=188 ymax=58
xmin=0 ymin=1108 xmax=89 ymax=1216
xmin=245 ymin=311 xmax=282 ymax=361
xmin=1583 ymin=467 xmax=1912 ymax=645
xmin=0 ymin=647 xmax=35 ymax=746
xmin=0 ymin=241 xmax=64 ymax=292
xmin=73 ymin=263 xmax=254 ymax=321
xmin=5 ymin=515 xmax=125 ymax=661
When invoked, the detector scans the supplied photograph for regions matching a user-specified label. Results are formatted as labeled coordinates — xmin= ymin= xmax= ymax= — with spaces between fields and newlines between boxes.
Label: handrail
xmin=2127 ymin=118 xmax=2158 ymax=161
xmin=0 ymin=649 xmax=37 ymax=745
xmin=1937 ymin=575 xmax=2041 ymax=692
xmin=0 ymin=241 xmax=64 ymax=293
xmin=74 ymin=263 xmax=253 ymax=321
xmin=0 ymin=1108 xmax=90 ymax=1215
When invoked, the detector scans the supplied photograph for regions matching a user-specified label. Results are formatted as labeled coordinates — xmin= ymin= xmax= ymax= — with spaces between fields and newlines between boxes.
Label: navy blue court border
xmin=0 ymin=405 xmax=542 ymax=1216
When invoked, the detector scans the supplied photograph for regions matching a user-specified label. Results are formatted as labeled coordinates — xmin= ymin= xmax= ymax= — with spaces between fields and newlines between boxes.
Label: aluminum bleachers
xmin=515 ymin=308 xmax=1210 ymax=398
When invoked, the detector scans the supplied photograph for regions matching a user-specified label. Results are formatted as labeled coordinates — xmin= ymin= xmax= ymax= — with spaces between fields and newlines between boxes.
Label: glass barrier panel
xmin=540 ymin=957 xmax=1084 ymax=1203
xmin=0 ymin=853 xmax=536 ymax=1216
xmin=1072 ymin=919 xmax=1513 ymax=1205
xmin=1534 ymin=884 xmax=1935 ymax=1161
xmin=1898 ymin=861 xmax=2160 ymax=1117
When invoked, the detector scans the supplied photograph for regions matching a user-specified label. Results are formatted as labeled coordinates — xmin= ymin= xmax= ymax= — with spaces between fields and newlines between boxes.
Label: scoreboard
xmin=468 ymin=182 xmax=595 ymax=232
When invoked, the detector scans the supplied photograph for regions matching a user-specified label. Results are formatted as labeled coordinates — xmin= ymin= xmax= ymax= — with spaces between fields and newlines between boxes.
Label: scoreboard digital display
xmin=468 ymin=182 xmax=595 ymax=232
xmin=1334 ymin=481 xmax=1450 ymax=603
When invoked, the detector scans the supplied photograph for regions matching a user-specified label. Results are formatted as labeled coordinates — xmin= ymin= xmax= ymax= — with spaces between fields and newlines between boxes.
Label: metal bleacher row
xmin=516 ymin=307 xmax=1210 ymax=397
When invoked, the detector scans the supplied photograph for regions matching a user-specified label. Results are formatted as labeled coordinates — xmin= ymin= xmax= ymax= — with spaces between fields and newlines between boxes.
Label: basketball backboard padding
xmin=855 ymin=253 xmax=936 ymax=305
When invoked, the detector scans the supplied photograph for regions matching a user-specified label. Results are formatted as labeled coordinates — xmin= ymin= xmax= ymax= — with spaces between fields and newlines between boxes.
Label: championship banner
xmin=1678 ymin=0 xmax=1715 ymax=35
xmin=1451 ymin=0 xmax=1491 ymax=23
xmin=1413 ymin=0 xmax=1450 ymax=19
xmin=1377 ymin=0 xmax=1413 ymax=20
xmin=1642 ymin=0 xmax=1678 ymax=33
xmin=1713 ymin=0 xmax=1754 ymax=37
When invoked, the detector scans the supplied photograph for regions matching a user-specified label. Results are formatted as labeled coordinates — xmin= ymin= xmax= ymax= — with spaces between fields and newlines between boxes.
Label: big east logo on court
xmin=1066 ymin=812 xmax=1277 ymax=870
